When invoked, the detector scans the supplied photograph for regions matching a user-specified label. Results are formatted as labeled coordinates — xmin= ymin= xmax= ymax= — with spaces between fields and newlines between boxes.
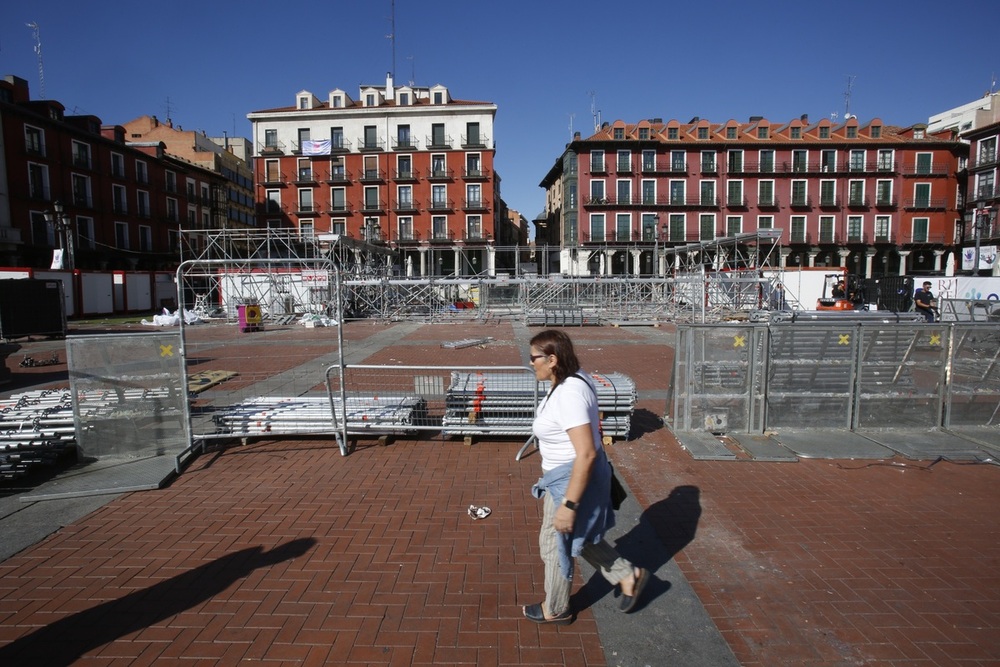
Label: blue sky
xmin=3 ymin=0 xmax=999 ymax=226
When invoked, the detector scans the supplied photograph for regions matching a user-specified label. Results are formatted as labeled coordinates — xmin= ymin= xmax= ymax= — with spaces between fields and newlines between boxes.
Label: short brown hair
xmin=529 ymin=329 xmax=581 ymax=388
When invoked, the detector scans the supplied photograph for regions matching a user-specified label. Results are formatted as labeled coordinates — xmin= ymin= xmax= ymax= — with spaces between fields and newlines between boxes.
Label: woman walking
xmin=523 ymin=329 xmax=649 ymax=625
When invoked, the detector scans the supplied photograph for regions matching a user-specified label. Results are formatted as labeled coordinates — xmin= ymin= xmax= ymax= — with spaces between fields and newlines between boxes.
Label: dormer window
xmin=757 ymin=127 xmax=768 ymax=139
xmin=819 ymin=127 xmax=830 ymax=139
xmin=366 ymin=93 xmax=376 ymax=106
xmin=667 ymin=127 xmax=679 ymax=140
xmin=434 ymin=92 xmax=444 ymax=104
xmin=697 ymin=127 xmax=708 ymax=140
xmin=790 ymin=127 xmax=801 ymax=139
xmin=846 ymin=126 xmax=858 ymax=139
xmin=332 ymin=95 xmax=343 ymax=108
xmin=298 ymin=97 xmax=309 ymax=110
xmin=726 ymin=127 xmax=737 ymax=139
xmin=399 ymin=92 xmax=409 ymax=105
xmin=613 ymin=127 xmax=625 ymax=140
xmin=871 ymin=125 xmax=881 ymax=138
xmin=638 ymin=127 xmax=649 ymax=140
xmin=914 ymin=128 xmax=924 ymax=139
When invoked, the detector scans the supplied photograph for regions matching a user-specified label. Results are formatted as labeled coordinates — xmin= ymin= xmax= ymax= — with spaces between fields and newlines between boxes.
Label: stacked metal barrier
xmin=442 ymin=370 xmax=636 ymax=439
xmin=212 ymin=395 xmax=428 ymax=436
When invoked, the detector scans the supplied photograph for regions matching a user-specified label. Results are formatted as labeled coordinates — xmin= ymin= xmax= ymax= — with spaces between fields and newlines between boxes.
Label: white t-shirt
xmin=533 ymin=372 xmax=602 ymax=472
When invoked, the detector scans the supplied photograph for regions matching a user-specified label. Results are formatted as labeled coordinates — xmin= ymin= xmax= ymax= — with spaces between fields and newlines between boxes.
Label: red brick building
xmin=539 ymin=115 xmax=968 ymax=277
xmin=247 ymin=75 xmax=516 ymax=276
xmin=0 ymin=75 xmax=225 ymax=270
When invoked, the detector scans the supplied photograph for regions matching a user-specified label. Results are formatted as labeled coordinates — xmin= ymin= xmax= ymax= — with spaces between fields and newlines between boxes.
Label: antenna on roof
xmin=25 ymin=22 xmax=45 ymax=99
xmin=844 ymin=75 xmax=856 ymax=120
xmin=386 ymin=0 xmax=396 ymax=79
xmin=589 ymin=91 xmax=601 ymax=133
xmin=406 ymin=55 xmax=415 ymax=86
xmin=568 ymin=113 xmax=575 ymax=141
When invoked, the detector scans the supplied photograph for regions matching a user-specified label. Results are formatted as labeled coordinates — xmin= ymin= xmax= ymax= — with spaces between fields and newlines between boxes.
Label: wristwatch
xmin=562 ymin=498 xmax=579 ymax=511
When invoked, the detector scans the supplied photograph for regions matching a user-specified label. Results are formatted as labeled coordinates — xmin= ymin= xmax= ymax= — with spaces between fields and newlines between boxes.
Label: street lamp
xmin=43 ymin=200 xmax=74 ymax=271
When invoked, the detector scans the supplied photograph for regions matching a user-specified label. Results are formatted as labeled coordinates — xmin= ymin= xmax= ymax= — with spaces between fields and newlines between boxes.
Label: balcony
xmin=357 ymin=138 xmax=385 ymax=152
xmin=391 ymin=137 xmax=419 ymax=150
xmin=258 ymin=141 xmax=286 ymax=155
xmin=28 ymin=185 xmax=51 ymax=202
xmin=360 ymin=199 xmax=386 ymax=213
xmin=463 ymin=167 xmax=491 ymax=180
xmin=758 ymin=195 xmax=781 ymax=209
xmin=463 ymin=198 xmax=488 ymax=211
xmin=973 ymin=186 xmax=996 ymax=202
xmin=616 ymin=159 xmax=633 ymax=173
xmin=359 ymin=169 xmax=386 ymax=183
xmin=818 ymin=196 xmax=840 ymax=209
xmin=426 ymin=134 xmax=453 ymax=149
xmin=429 ymin=230 xmax=455 ymax=243
xmin=72 ymin=193 xmax=93 ymax=208
xmin=428 ymin=199 xmax=454 ymax=212
xmin=874 ymin=197 xmax=897 ymax=209
xmin=846 ymin=196 xmax=869 ymax=209
xmin=971 ymin=151 xmax=998 ymax=169
xmin=426 ymin=168 xmax=454 ymax=181
xmin=293 ymin=168 xmax=317 ymax=184
xmin=329 ymin=138 xmax=351 ymax=152
xmin=902 ymin=198 xmax=948 ymax=210
xmin=393 ymin=198 xmax=419 ymax=213
xmin=262 ymin=171 xmax=286 ymax=186
xmin=395 ymin=229 xmax=420 ymax=245
xmin=327 ymin=201 xmax=352 ymax=215
xmin=295 ymin=203 xmax=319 ymax=216
xmin=72 ymin=154 xmax=92 ymax=169
xmin=257 ymin=201 xmax=287 ymax=215
xmin=461 ymin=133 xmax=489 ymax=148
xmin=902 ymin=163 xmax=950 ymax=177
xmin=789 ymin=196 xmax=812 ymax=209
xmin=726 ymin=196 xmax=749 ymax=209
xmin=590 ymin=161 xmax=607 ymax=174
xmin=462 ymin=230 xmax=491 ymax=242
xmin=324 ymin=169 xmax=351 ymax=184
xmin=700 ymin=161 xmax=718 ymax=174
xmin=394 ymin=169 xmax=417 ymax=181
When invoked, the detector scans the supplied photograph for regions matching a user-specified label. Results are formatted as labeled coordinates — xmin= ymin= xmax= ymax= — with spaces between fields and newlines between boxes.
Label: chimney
xmin=800 ymin=113 xmax=809 ymax=123
xmin=574 ymin=131 xmax=581 ymax=140
xmin=152 ymin=115 xmax=158 ymax=127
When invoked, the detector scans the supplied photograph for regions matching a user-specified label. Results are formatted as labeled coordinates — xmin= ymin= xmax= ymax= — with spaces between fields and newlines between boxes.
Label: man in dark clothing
xmin=914 ymin=281 xmax=936 ymax=322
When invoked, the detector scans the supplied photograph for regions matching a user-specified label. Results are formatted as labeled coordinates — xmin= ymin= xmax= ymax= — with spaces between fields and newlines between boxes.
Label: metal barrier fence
xmin=672 ymin=322 xmax=1000 ymax=434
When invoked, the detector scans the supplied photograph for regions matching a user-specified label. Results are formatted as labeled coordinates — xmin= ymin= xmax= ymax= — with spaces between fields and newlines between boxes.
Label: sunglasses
xmin=529 ymin=354 xmax=549 ymax=362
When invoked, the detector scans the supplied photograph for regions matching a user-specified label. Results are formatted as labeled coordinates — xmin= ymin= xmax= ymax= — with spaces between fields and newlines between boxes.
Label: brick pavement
xmin=0 ymin=320 xmax=998 ymax=666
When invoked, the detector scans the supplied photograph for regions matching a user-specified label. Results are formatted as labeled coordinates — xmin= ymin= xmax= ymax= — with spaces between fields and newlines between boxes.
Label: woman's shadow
xmin=0 ymin=537 xmax=316 ymax=665
xmin=573 ymin=485 xmax=701 ymax=613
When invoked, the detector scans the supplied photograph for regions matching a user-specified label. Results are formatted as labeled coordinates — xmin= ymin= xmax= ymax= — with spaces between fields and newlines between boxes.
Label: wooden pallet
xmin=188 ymin=370 xmax=238 ymax=394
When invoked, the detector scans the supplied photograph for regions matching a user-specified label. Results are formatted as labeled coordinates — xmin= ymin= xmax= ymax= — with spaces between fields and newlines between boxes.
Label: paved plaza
xmin=0 ymin=320 xmax=998 ymax=666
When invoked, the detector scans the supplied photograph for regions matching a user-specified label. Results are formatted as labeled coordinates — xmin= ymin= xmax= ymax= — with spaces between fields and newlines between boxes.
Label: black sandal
xmin=523 ymin=602 xmax=573 ymax=625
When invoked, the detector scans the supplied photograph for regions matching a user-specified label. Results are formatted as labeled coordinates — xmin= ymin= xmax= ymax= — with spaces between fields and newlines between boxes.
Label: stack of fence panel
xmin=524 ymin=307 xmax=600 ymax=327
xmin=212 ymin=395 xmax=427 ymax=436
xmin=443 ymin=371 xmax=539 ymax=436
xmin=0 ymin=389 xmax=75 ymax=481
xmin=442 ymin=371 xmax=636 ymax=440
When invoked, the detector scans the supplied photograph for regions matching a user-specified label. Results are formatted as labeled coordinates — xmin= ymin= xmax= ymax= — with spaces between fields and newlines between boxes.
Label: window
xmin=136 ymin=160 xmax=148 ymax=184
xmin=432 ymin=215 xmax=448 ymax=240
xmin=697 ymin=127 xmax=708 ymax=140
xmin=115 ymin=221 xmax=129 ymax=249
xmin=617 ymin=150 xmax=631 ymax=172
xmin=792 ymin=150 xmax=808 ymax=172
xmin=819 ymin=216 xmax=835 ymax=242
xmin=758 ymin=181 xmax=775 ymax=206
xmin=642 ymin=150 xmax=656 ymax=172
xmin=641 ymin=213 xmax=658 ymax=241
xmin=790 ymin=216 xmax=806 ymax=242
xmin=615 ymin=214 xmax=630 ymax=241
xmin=819 ymin=126 xmax=830 ymax=139
xmin=914 ymin=183 xmax=931 ymax=208
xmin=849 ymin=150 xmax=866 ymax=172
xmin=264 ymin=129 xmax=278 ymax=149
xmin=466 ymin=184 xmax=482 ymax=208
xmin=977 ymin=171 xmax=995 ymax=199
xmin=266 ymin=190 xmax=281 ymax=214
xmin=877 ymin=149 xmax=894 ymax=171
xmin=641 ymin=180 xmax=656 ymax=205
xmin=848 ymin=181 xmax=865 ymax=206
xmin=165 ymin=170 xmax=177 ymax=192
xmin=465 ymin=122 xmax=480 ymax=146
xmin=912 ymin=217 xmax=929 ymax=243
xmin=27 ymin=162 xmax=49 ymax=200
xmin=874 ymin=215 xmax=890 ymax=241
xmin=465 ymin=153 xmax=481 ymax=177
xmin=668 ymin=213 xmax=685 ymax=241
xmin=726 ymin=127 xmax=737 ymax=140
xmin=979 ymin=137 xmax=997 ymax=165
xmin=727 ymin=150 xmax=743 ymax=173
xmin=589 ymin=213 xmax=606 ymax=242
xmin=847 ymin=216 xmax=863 ymax=242
xmin=77 ymin=217 xmax=94 ymax=250
xmin=591 ymin=150 xmax=605 ymax=172
xmin=790 ymin=127 xmax=801 ymax=139
xmin=25 ymin=125 xmax=45 ymax=155
xmin=759 ymin=150 xmax=774 ymax=173
xmin=72 ymin=174 xmax=91 ymax=207
xmin=667 ymin=127 xmax=679 ymax=140
xmin=72 ymin=141 xmax=91 ymax=169
xmin=395 ymin=185 xmax=413 ymax=210
xmin=298 ymin=188 xmax=314 ymax=213
xmin=363 ymin=126 xmax=378 ymax=150
xmin=871 ymin=125 xmax=881 ymax=139
xmin=616 ymin=180 xmax=631 ymax=205
xmin=669 ymin=181 xmax=685 ymax=205
xmin=791 ymin=180 xmax=808 ymax=206
xmin=264 ymin=160 xmax=282 ymax=184
xmin=330 ymin=187 xmax=347 ymax=212
xmin=820 ymin=180 xmax=836 ymax=206
xmin=397 ymin=124 xmax=412 ymax=149
xmin=330 ymin=156 xmax=346 ymax=180
xmin=699 ymin=214 xmax=715 ymax=240
xmin=876 ymin=180 xmax=893 ymax=206
xmin=30 ymin=211 xmax=52 ymax=245
xmin=915 ymin=153 xmax=933 ymax=175
xmin=700 ymin=151 xmax=716 ymax=172
xmin=363 ymin=155 xmax=380 ymax=180
xmin=590 ymin=180 xmax=606 ymax=203
xmin=820 ymin=149 xmax=836 ymax=172
xmin=434 ymin=91 xmax=444 ymax=104
xmin=138 ymin=225 xmax=152 ymax=252
xmin=363 ymin=186 xmax=380 ymax=210
xmin=299 ymin=220 xmax=315 ymax=239
xmin=297 ymin=128 xmax=311 ymax=151
xmin=757 ymin=126 xmax=768 ymax=139
xmin=397 ymin=216 xmax=413 ymax=240
xmin=331 ymin=126 xmax=344 ymax=150
xmin=431 ymin=154 xmax=447 ymax=178
xmin=613 ymin=127 xmax=625 ymax=140
xmin=111 ymin=153 xmax=125 ymax=178
xmin=431 ymin=123 xmax=446 ymax=147
xmin=726 ymin=216 xmax=741 ymax=236
xmin=727 ymin=181 xmax=743 ymax=206
xmin=846 ymin=126 xmax=858 ymax=139
xmin=297 ymin=158 xmax=313 ymax=182
xmin=431 ymin=184 xmax=447 ymax=209
xmin=638 ymin=127 xmax=650 ymax=141
xmin=700 ymin=181 xmax=715 ymax=206
xmin=398 ymin=155 xmax=413 ymax=179
xmin=467 ymin=215 xmax=483 ymax=240
xmin=167 ymin=197 xmax=178 ymax=221
xmin=757 ymin=215 xmax=773 ymax=229
xmin=671 ymin=151 xmax=686 ymax=172
xmin=113 ymin=184 xmax=127 ymax=214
